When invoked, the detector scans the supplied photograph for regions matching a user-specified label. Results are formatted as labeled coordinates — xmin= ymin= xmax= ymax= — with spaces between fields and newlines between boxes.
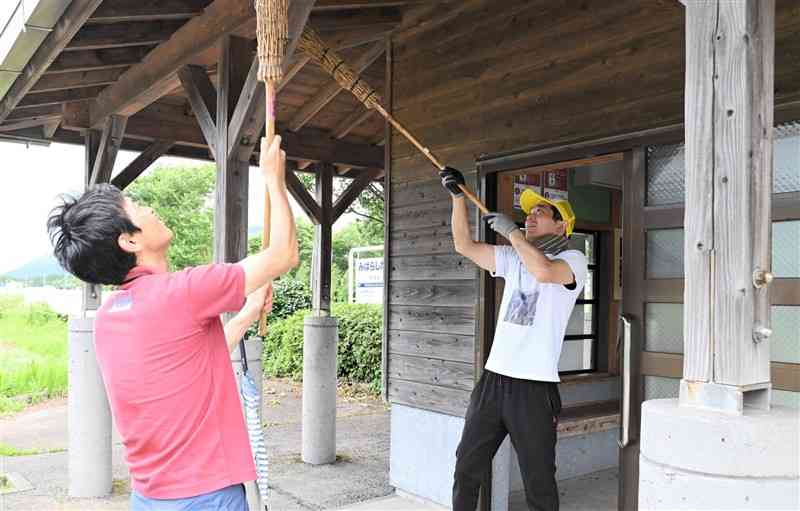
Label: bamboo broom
xmin=255 ymin=0 xmax=289 ymax=336
xmin=297 ymin=27 xmax=490 ymax=215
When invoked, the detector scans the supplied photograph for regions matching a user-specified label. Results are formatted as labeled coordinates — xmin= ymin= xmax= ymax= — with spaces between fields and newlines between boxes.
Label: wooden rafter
xmin=111 ymin=140 xmax=176 ymax=190
xmin=332 ymin=170 xmax=379 ymax=222
xmin=90 ymin=0 xmax=254 ymax=126
xmin=310 ymin=9 xmax=402 ymax=31
xmin=87 ymin=0 xmax=207 ymax=24
xmin=31 ymin=69 xmax=128 ymax=93
xmin=42 ymin=120 xmax=61 ymax=139
xmin=285 ymin=169 xmax=323 ymax=224
xmin=90 ymin=115 xmax=128 ymax=186
xmin=288 ymin=41 xmax=385 ymax=131
xmin=0 ymin=115 xmax=62 ymax=132
xmin=313 ymin=0 xmax=426 ymax=10
xmin=333 ymin=106 xmax=374 ymax=139
xmin=17 ymin=87 xmax=107 ymax=109
xmin=0 ymin=0 xmax=104 ymax=123
xmin=66 ymin=20 xmax=187 ymax=51
xmin=46 ymin=46 xmax=152 ymax=74
xmin=178 ymin=65 xmax=218 ymax=159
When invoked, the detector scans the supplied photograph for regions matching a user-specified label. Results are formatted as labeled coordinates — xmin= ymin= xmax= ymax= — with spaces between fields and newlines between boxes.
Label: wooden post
xmin=214 ymin=36 xmax=251 ymax=264
xmin=82 ymin=129 xmax=102 ymax=312
xmin=681 ymin=0 xmax=774 ymax=413
xmin=312 ymin=163 xmax=334 ymax=314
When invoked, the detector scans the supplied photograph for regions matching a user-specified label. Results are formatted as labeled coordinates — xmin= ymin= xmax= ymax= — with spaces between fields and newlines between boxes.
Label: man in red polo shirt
xmin=47 ymin=136 xmax=297 ymax=509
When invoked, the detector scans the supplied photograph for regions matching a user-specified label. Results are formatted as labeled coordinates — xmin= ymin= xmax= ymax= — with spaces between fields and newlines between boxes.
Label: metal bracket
xmin=752 ymin=268 xmax=774 ymax=288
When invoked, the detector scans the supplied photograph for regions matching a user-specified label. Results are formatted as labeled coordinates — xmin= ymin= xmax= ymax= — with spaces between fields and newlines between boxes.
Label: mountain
xmin=3 ymin=254 xmax=66 ymax=280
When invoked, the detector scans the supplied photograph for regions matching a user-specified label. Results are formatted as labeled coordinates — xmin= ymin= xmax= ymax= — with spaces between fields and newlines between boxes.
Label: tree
xmin=127 ymin=165 xmax=216 ymax=271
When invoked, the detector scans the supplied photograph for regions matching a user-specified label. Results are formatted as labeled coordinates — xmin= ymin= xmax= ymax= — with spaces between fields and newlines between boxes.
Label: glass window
xmin=558 ymin=339 xmax=594 ymax=372
xmin=646 ymin=143 xmax=686 ymax=206
xmin=771 ymin=306 xmax=800 ymax=364
xmin=643 ymin=375 xmax=680 ymax=401
xmin=774 ymin=120 xmax=800 ymax=194
xmin=773 ymin=220 xmax=800 ymax=278
xmin=645 ymin=303 xmax=684 ymax=354
xmin=772 ymin=390 xmax=800 ymax=409
xmin=647 ymin=229 xmax=685 ymax=279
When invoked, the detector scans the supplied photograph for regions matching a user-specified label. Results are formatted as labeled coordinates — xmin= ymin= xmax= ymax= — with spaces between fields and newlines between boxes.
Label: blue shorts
xmin=130 ymin=483 xmax=248 ymax=511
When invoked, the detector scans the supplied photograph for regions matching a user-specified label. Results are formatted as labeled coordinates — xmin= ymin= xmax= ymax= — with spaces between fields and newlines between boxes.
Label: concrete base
xmin=231 ymin=336 xmax=264 ymax=511
xmin=390 ymin=404 xmax=464 ymax=508
xmin=67 ymin=316 xmax=112 ymax=498
xmin=302 ymin=315 xmax=338 ymax=465
xmin=639 ymin=399 xmax=800 ymax=510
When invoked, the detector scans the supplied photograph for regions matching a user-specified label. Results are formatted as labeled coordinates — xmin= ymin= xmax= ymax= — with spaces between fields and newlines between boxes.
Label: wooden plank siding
xmin=384 ymin=0 xmax=800 ymax=417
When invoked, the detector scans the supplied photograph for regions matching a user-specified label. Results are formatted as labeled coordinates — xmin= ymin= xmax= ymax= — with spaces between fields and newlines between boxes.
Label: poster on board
xmin=543 ymin=169 xmax=569 ymax=201
xmin=513 ymin=174 xmax=542 ymax=210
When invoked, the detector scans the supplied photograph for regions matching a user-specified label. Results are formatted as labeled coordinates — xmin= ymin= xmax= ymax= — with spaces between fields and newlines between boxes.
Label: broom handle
xmin=372 ymin=103 xmax=490 ymax=215
xmin=257 ymin=82 xmax=278 ymax=336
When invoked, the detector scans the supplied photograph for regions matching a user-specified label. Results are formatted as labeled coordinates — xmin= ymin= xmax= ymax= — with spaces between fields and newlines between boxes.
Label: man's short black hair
xmin=47 ymin=184 xmax=140 ymax=285
xmin=547 ymin=203 xmax=563 ymax=222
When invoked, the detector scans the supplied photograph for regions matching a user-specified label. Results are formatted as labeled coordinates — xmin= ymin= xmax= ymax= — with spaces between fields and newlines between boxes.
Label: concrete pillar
xmin=639 ymin=400 xmax=799 ymax=510
xmin=231 ymin=337 xmax=264 ymax=511
xmin=68 ymin=316 xmax=112 ymax=498
xmin=302 ymin=315 xmax=338 ymax=465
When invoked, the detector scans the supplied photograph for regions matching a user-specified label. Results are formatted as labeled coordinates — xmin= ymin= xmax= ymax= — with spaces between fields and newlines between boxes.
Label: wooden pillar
xmin=82 ymin=129 xmax=102 ymax=312
xmin=681 ymin=0 xmax=774 ymax=412
xmin=214 ymin=36 xmax=252 ymax=263
xmin=312 ymin=163 xmax=334 ymax=314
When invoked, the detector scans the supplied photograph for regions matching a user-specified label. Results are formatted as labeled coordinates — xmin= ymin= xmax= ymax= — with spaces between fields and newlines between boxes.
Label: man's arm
xmin=223 ymin=284 xmax=273 ymax=353
xmin=451 ymin=196 xmax=495 ymax=273
xmin=507 ymin=230 xmax=574 ymax=285
xmin=238 ymin=136 xmax=300 ymax=295
xmin=439 ymin=167 xmax=495 ymax=272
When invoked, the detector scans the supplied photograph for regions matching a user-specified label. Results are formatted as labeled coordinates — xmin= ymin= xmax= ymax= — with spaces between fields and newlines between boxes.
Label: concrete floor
xmin=1 ymin=378 xmax=392 ymax=511
xmin=332 ymin=469 xmax=619 ymax=511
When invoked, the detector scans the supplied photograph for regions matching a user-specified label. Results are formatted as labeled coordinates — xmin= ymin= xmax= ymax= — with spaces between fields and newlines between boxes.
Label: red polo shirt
xmin=94 ymin=264 xmax=256 ymax=498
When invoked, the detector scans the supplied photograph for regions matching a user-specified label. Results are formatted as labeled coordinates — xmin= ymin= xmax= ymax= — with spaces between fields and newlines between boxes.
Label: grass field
xmin=0 ymin=295 xmax=68 ymax=415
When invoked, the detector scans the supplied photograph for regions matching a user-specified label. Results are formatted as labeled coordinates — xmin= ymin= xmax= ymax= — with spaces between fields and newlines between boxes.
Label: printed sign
xmin=513 ymin=174 xmax=542 ymax=210
xmin=354 ymin=257 xmax=384 ymax=304
xmin=543 ymin=169 xmax=569 ymax=201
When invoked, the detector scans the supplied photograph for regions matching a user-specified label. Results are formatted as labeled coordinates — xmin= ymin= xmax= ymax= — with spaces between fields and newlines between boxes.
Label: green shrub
xmin=259 ymin=303 xmax=383 ymax=393
xmin=25 ymin=302 xmax=61 ymax=327
xmin=270 ymin=277 xmax=312 ymax=320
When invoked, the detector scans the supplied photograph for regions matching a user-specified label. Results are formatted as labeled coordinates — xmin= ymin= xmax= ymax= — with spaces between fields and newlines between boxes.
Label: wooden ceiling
xmin=0 ymin=0 xmax=433 ymax=176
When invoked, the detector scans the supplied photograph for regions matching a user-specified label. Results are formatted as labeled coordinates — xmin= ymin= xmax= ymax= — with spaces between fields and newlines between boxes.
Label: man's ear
xmin=118 ymin=232 xmax=141 ymax=254
xmin=555 ymin=220 xmax=567 ymax=237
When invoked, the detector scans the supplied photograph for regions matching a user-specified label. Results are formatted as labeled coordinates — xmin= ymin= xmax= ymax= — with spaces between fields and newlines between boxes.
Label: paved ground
xmin=0 ymin=378 xmax=392 ymax=511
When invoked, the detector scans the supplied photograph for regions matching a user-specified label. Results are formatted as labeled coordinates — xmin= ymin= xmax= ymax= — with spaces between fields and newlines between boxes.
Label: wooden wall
xmin=385 ymin=0 xmax=800 ymax=417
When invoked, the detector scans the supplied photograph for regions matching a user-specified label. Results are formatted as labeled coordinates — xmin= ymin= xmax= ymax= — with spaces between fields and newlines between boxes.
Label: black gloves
xmin=439 ymin=167 xmax=465 ymax=198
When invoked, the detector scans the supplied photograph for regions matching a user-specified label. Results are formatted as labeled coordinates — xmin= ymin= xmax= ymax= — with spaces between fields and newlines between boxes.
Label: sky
xmin=0 ymin=139 xmax=350 ymax=275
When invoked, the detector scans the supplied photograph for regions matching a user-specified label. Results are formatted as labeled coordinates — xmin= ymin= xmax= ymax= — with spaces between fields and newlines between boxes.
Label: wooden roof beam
xmin=178 ymin=65 xmax=218 ymax=160
xmin=16 ymin=86 xmax=108 ymax=109
xmin=288 ymin=41 xmax=385 ymax=131
xmin=313 ymin=1 xmax=426 ymax=10
xmin=87 ymin=0 xmax=208 ymax=24
xmin=89 ymin=0 xmax=255 ymax=127
xmin=0 ymin=115 xmax=62 ymax=132
xmin=66 ymin=20 xmax=187 ymax=51
xmin=46 ymin=46 xmax=153 ymax=74
xmin=310 ymin=9 xmax=402 ymax=31
xmin=112 ymin=140 xmax=176 ymax=190
xmin=333 ymin=106 xmax=374 ymax=139
xmin=31 ymin=68 xmax=128 ymax=93
xmin=0 ymin=0 xmax=104 ymax=124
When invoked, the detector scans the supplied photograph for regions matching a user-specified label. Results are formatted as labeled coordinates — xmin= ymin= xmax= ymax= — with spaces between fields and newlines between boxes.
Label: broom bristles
xmin=298 ymin=27 xmax=383 ymax=110
xmin=256 ymin=0 xmax=289 ymax=83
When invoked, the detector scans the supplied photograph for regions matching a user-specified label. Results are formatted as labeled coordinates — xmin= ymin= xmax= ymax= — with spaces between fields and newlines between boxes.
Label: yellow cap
xmin=519 ymin=188 xmax=576 ymax=237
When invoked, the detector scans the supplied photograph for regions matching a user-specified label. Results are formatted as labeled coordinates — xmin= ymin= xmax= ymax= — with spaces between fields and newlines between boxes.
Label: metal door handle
xmin=618 ymin=314 xmax=632 ymax=449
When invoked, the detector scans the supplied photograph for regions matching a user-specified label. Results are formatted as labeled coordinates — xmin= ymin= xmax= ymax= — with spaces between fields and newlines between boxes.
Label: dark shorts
xmin=130 ymin=484 xmax=248 ymax=511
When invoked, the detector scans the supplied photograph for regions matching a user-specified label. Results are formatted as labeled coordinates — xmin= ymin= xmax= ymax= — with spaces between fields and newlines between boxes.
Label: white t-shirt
xmin=484 ymin=245 xmax=588 ymax=382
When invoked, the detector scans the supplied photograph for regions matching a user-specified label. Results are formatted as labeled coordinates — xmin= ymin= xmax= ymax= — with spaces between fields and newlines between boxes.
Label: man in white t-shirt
xmin=440 ymin=168 xmax=588 ymax=511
